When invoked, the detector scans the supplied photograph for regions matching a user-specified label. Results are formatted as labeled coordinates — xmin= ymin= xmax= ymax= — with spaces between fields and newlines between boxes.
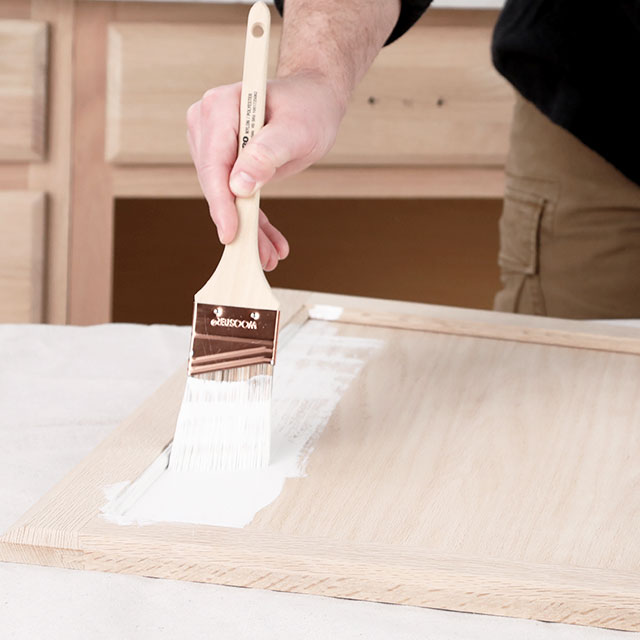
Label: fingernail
xmin=229 ymin=171 xmax=256 ymax=196
xmin=216 ymin=220 xmax=228 ymax=244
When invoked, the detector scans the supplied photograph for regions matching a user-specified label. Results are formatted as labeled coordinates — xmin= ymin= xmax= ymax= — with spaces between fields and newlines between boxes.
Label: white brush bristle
xmin=169 ymin=364 xmax=272 ymax=472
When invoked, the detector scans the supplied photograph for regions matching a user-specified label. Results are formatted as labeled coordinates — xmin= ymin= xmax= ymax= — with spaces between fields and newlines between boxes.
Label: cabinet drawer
xmin=0 ymin=191 xmax=46 ymax=323
xmin=106 ymin=10 xmax=512 ymax=167
xmin=0 ymin=20 xmax=48 ymax=162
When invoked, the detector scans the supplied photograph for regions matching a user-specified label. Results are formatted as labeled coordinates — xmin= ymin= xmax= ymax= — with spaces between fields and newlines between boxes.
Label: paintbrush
xmin=169 ymin=1 xmax=279 ymax=472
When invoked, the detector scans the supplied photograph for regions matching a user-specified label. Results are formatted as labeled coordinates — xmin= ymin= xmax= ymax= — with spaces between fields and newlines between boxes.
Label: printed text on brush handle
xmin=241 ymin=90 xmax=259 ymax=149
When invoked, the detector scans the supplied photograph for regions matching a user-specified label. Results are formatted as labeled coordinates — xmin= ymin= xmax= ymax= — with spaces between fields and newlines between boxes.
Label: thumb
xmin=228 ymin=123 xmax=295 ymax=197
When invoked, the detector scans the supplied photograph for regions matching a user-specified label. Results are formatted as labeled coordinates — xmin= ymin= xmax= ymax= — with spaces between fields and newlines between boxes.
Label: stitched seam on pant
xmin=538 ymin=192 xmax=558 ymax=317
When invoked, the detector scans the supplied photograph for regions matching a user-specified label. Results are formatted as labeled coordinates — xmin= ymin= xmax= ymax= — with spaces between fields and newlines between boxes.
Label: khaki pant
xmin=493 ymin=94 xmax=640 ymax=319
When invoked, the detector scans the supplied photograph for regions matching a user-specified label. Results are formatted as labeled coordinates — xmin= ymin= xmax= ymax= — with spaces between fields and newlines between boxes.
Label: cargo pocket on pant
xmin=494 ymin=186 xmax=547 ymax=315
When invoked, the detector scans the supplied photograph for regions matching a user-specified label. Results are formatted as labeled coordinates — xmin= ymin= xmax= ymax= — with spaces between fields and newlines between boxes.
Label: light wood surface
xmin=0 ymin=19 xmax=48 ymax=161
xmin=105 ymin=10 xmax=512 ymax=166
xmin=29 ymin=0 xmax=75 ymax=324
xmin=0 ymin=191 xmax=46 ymax=322
xmin=3 ymin=290 xmax=640 ymax=631
xmin=67 ymin=1 xmax=115 ymax=325
xmin=0 ymin=1 xmax=76 ymax=324
xmin=111 ymin=165 xmax=506 ymax=199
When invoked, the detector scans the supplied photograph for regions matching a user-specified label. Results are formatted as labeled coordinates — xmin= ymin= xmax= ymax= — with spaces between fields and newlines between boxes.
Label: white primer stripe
xmin=308 ymin=305 xmax=344 ymax=321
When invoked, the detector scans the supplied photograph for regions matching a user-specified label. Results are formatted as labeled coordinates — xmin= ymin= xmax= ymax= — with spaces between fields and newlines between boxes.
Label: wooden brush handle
xmin=234 ymin=1 xmax=270 ymax=258
xmin=196 ymin=1 xmax=278 ymax=310
xmin=238 ymin=1 xmax=270 ymax=164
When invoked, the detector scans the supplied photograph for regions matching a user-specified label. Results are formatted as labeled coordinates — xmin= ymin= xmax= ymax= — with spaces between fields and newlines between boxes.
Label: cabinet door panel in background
xmin=105 ymin=10 xmax=512 ymax=167
xmin=0 ymin=191 xmax=46 ymax=322
xmin=0 ymin=19 xmax=48 ymax=161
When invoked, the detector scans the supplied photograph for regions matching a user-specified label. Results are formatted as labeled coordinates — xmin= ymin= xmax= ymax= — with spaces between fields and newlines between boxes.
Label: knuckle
xmin=201 ymin=86 xmax=223 ymax=103
xmin=246 ymin=142 xmax=278 ymax=169
xmin=201 ymin=84 xmax=237 ymax=109
xmin=186 ymin=101 xmax=200 ymax=126
xmin=200 ymin=91 xmax=222 ymax=117
xmin=198 ymin=167 xmax=225 ymax=193
xmin=302 ymin=136 xmax=323 ymax=161
xmin=282 ymin=110 xmax=334 ymax=161
xmin=295 ymin=126 xmax=324 ymax=161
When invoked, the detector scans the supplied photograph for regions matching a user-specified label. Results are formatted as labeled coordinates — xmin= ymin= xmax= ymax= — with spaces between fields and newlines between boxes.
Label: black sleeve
xmin=273 ymin=1 xmax=432 ymax=46
xmin=385 ymin=0 xmax=433 ymax=45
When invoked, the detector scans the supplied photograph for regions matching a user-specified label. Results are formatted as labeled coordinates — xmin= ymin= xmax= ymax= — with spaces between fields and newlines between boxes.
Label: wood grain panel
xmin=335 ymin=11 xmax=513 ymax=165
xmin=3 ymin=291 xmax=640 ymax=630
xmin=105 ymin=10 xmax=512 ymax=166
xmin=0 ymin=191 xmax=46 ymax=322
xmin=68 ymin=1 xmax=114 ymax=326
xmin=28 ymin=0 xmax=75 ymax=325
xmin=0 ymin=20 xmax=48 ymax=161
xmin=105 ymin=20 xmax=259 ymax=164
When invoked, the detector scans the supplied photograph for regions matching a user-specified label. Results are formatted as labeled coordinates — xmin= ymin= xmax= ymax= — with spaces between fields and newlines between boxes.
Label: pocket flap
xmin=498 ymin=187 xmax=545 ymax=275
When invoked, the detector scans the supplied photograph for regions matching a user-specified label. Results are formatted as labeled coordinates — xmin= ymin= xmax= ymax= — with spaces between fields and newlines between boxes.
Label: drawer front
xmin=106 ymin=21 xmax=261 ymax=164
xmin=0 ymin=191 xmax=46 ymax=323
xmin=106 ymin=11 xmax=512 ymax=167
xmin=0 ymin=20 xmax=48 ymax=161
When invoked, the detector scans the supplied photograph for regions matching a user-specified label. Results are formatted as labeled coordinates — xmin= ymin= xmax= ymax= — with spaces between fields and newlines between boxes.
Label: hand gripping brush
xmin=170 ymin=1 xmax=280 ymax=472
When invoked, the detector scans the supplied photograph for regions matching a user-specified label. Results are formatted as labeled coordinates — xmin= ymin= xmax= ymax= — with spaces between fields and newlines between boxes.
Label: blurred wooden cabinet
xmin=0 ymin=17 xmax=48 ymax=322
xmin=0 ymin=1 xmax=512 ymax=325
xmin=105 ymin=15 xmax=511 ymax=168
xmin=0 ymin=3 xmax=67 ymax=324
xmin=0 ymin=191 xmax=46 ymax=322
xmin=0 ymin=19 xmax=48 ymax=161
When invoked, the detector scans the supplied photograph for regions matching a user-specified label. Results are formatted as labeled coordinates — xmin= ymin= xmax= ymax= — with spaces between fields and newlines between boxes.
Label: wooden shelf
xmin=111 ymin=165 xmax=505 ymax=199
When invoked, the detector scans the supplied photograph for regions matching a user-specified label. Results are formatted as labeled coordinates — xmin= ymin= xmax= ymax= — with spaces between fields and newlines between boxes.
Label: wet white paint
xmin=308 ymin=304 xmax=343 ymax=321
xmin=101 ymin=320 xmax=383 ymax=528
xmin=169 ymin=374 xmax=273 ymax=473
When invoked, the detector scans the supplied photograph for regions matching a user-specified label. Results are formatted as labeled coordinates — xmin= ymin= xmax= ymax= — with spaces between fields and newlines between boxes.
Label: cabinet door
xmin=0 ymin=20 xmax=48 ymax=161
xmin=0 ymin=191 xmax=46 ymax=322
xmin=105 ymin=11 xmax=512 ymax=167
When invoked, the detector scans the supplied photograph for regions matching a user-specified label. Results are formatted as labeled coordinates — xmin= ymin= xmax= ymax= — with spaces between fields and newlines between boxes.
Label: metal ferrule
xmin=188 ymin=303 xmax=280 ymax=375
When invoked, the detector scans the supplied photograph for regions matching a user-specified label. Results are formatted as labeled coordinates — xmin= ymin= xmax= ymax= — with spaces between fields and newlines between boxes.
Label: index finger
xmin=191 ymin=84 xmax=242 ymax=244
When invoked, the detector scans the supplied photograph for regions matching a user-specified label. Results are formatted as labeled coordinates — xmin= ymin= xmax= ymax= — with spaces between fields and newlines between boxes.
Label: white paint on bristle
xmin=100 ymin=321 xmax=383 ymax=529
xmin=170 ymin=373 xmax=271 ymax=472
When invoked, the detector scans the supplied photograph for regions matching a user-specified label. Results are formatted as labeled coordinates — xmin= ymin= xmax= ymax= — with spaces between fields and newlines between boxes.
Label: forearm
xmin=276 ymin=0 xmax=401 ymax=111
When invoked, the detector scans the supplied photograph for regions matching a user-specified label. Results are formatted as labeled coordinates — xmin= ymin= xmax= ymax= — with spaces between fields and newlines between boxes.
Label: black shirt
xmin=274 ymin=0 xmax=640 ymax=187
